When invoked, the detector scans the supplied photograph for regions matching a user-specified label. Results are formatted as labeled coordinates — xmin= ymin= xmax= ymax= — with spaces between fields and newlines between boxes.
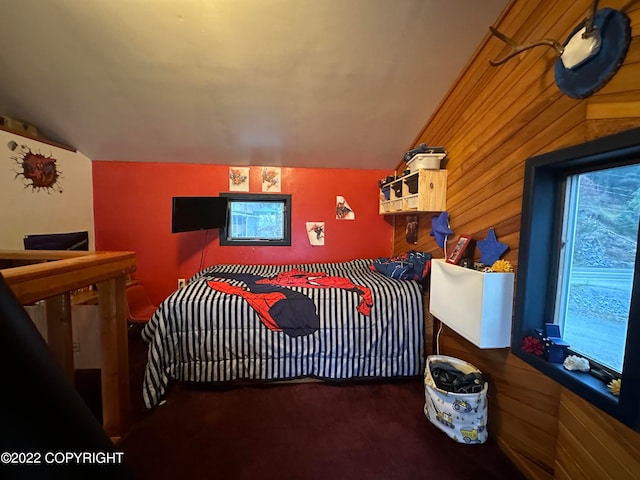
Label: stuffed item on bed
xmin=370 ymin=250 xmax=431 ymax=281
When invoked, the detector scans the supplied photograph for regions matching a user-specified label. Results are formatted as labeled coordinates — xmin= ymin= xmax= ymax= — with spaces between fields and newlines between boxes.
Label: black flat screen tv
xmin=23 ymin=231 xmax=89 ymax=251
xmin=171 ymin=196 xmax=228 ymax=233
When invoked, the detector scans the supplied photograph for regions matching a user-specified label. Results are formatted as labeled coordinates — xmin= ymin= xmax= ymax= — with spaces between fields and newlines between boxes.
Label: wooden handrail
xmin=1 ymin=250 xmax=136 ymax=305
xmin=0 ymin=249 xmax=137 ymax=440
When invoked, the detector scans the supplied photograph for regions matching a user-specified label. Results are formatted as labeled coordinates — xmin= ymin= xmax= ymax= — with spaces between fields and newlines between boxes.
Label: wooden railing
xmin=0 ymin=250 xmax=136 ymax=440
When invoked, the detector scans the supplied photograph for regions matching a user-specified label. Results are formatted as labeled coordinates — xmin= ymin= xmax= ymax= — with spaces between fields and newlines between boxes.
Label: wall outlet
xmin=178 ymin=278 xmax=186 ymax=289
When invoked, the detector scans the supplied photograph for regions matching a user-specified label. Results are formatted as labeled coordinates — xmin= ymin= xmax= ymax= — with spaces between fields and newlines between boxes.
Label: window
xmin=513 ymin=127 xmax=640 ymax=429
xmin=219 ymin=193 xmax=291 ymax=246
xmin=556 ymin=165 xmax=639 ymax=374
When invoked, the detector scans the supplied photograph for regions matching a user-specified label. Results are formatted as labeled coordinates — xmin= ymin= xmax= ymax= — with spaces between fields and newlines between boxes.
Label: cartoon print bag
xmin=423 ymin=355 xmax=488 ymax=444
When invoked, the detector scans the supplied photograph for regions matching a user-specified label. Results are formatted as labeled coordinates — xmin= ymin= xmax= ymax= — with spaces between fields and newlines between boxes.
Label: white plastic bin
xmin=408 ymin=153 xmax=446 ymax=171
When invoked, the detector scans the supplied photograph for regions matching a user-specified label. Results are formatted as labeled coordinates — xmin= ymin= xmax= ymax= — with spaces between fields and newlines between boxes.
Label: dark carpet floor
xmin=113 ymin=328 xmax=525 ymax=480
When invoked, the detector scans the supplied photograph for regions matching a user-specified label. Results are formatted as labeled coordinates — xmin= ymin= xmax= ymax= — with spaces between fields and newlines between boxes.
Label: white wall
xmin=0 ymin=130 xmax=95 ymax=249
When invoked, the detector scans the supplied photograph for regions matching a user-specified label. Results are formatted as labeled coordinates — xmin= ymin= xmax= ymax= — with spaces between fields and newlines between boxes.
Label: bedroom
xmin=1 ymin=0 xmax=640 ymax=479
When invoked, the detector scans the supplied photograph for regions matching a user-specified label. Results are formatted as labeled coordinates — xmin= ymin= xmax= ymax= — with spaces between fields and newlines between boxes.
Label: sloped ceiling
xmin=0 ymin=0 xmax=508 ymax=170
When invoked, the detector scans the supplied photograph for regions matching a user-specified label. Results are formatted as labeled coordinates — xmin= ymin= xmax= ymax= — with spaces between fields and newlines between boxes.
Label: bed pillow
xmin=370 ymin=250 xmax=432 ymax=281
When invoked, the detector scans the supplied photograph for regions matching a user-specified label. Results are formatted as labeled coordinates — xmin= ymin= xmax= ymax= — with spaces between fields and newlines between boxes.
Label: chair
xmin=125 ymin=284 xmax=157 ymax=323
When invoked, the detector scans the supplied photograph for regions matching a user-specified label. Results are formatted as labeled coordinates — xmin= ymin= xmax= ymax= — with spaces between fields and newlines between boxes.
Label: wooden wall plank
xmin=392 ymin=0 xmax=640 ymax=476
xmin=598 ymin=63 xmax=640 ymax=95
xmin=499 ymin=438 xmax=554 ymax=480
xmin=446 ymin=97 xmax=586 ymax=204
xmin=498 ymin=410 xmax=557 ymax=469
xmin=495 ymin=395 xmax=558 ymax=440
xmin=623 ymin=37 xmax=640 ymax=64
xmin=587 ymin=98 xmax=640 ymax=118
xmin=628 ymin=7 xmax=640 ymax=33
xmin=554 ymin=443 xmax=590 ymax=480
xmin=423 ymin=294 xmax=433 ymax=357
xmin=556 ymin=421 xmax=617 ymax=480
xmin=585 ymin=117 xmax=640 ymax=139
xmin=557 ymin=389 xmax=640 ymax=479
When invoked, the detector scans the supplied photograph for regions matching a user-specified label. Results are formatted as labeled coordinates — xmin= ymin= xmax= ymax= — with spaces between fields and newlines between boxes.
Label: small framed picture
xmin=447 ymin=235 xmax=473 ymax=265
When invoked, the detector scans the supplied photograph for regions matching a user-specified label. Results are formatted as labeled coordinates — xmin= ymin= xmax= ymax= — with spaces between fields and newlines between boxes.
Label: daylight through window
xmin=556 ymin=164 xmax=640 ymax=374
xmin=219 ymin=193 xmax=292 ymax=246
xmin=229 ymin=201 xmax=285 ymax=241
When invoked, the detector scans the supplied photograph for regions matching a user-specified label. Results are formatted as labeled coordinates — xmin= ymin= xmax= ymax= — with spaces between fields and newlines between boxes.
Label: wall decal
xmin=306 ymin=222 xmax=325 ymax=246
xmin=229 ymin=167 xmax=249 ymax=191
xmin=336 ymin=195 xmax=355 ymax=220
xmin=8 ymin=140 xmax=62 ymax=193
xmin=261 ymin=167 xmax=281 ymax=192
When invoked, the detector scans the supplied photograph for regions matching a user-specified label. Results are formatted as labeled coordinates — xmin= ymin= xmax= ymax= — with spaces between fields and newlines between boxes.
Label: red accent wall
xmin=92 ymin=162 xmax=394 ymax=304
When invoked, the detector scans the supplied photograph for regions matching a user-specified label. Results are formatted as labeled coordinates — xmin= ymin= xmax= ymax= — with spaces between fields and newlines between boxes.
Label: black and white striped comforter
xmin=141 ymin=259 xmax=424 ymax=408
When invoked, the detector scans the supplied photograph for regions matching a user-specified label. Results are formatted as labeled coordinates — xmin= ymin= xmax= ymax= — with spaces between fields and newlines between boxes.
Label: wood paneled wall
xmin=394 ymin=1 xmax=640 ymax=478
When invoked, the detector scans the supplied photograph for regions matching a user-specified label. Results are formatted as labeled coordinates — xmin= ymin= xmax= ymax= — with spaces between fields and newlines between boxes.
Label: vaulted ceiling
xmin=0 ymin=0 xmax=508 ymax=170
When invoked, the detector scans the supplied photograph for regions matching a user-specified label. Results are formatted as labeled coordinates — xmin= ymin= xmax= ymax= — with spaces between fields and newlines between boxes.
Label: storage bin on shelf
xmin=404 ymin=175 xmax=418 ymax=194
xmin=407 ymin=152 xmax=446 ymax=172
xmin=405 ymin=194 xmax=419 ymax=209
xmin=391 ymin=199 xmax=403 ymax=211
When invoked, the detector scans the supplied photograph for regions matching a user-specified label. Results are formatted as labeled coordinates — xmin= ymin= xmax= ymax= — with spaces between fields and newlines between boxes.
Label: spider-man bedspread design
xmin=207 ymin=269 xmax=372 ymax=337
xmin=142 ymin=259 xmax=424 ymax=409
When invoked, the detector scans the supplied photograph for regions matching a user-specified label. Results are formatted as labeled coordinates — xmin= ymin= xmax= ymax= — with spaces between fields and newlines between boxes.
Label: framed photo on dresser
xmin=447 ymin=234 xmax=473 ymax=265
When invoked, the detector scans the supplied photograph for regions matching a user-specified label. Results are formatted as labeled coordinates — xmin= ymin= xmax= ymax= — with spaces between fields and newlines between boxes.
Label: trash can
xmin=423 ymin=355 xmax=488 ymax=444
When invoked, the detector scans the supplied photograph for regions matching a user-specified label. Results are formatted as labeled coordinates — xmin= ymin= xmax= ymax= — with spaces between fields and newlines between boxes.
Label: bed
xmin=141 ymin=257 xmax=427 ymax=408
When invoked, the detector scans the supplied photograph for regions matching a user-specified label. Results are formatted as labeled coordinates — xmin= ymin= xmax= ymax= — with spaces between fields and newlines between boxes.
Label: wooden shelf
xmin=0 ymin=125 xmax=76 ymax=152
xmin=379 ymin=169 xmax=447 ymax=214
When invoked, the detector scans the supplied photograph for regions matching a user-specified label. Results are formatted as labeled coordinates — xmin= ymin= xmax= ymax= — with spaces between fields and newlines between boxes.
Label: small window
xmin=513 ymin=127 xmax=640 ymax=429
xmin=219 ymin=193 xmax=291 ymax=246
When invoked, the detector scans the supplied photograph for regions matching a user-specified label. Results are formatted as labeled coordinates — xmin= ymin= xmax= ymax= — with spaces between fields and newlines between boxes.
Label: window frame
xmin=219 ymin=193 xmax=292 ymax=247
xmin=513 ymin=127 xmax=640 ymax=429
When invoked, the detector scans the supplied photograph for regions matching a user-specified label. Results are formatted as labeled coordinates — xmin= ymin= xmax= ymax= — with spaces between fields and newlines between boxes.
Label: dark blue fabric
xmin=554 ymin=8 xmax=631 ymax=99
xmin=371 ymin=250 xmax=432 ymax=281
xmin=477 ymin=227 xmax=508 ymax=265
xmin=430 ymin=211 xmax=453 ymax=248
